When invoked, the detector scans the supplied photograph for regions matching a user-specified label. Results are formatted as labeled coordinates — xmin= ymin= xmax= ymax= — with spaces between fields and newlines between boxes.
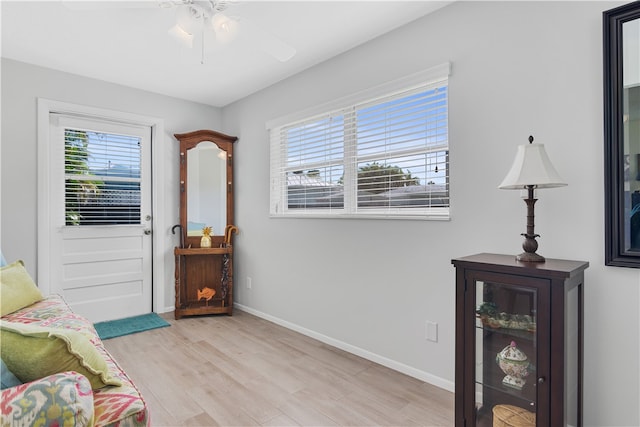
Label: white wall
xmin=223 ymin=2 xmax=638 ymax=425
xmin=0 ymin=58 xmax=222 ymax=312
xmin=2 ymin=1 xmax=638 ymax=425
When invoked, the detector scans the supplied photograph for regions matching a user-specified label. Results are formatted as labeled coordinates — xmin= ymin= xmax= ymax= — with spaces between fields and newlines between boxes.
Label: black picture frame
xmin=604 ymin=1 xmax=640 ymax=268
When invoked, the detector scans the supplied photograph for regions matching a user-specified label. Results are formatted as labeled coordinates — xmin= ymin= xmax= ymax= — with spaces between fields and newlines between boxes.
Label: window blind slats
xmin=270 ymin=71 xmax=449 ymax=219
xmin=64 ymin=129 xmax=142 ymax=225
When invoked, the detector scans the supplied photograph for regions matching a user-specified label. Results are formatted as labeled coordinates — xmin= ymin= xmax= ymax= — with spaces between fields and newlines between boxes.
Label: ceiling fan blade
xmin=240 ymin=18 xmax=296 ymax=62
xmin=258 ymin=32 xmax=297 ymax=63
xmin=61 ymin=1 xmax=163 ymax=11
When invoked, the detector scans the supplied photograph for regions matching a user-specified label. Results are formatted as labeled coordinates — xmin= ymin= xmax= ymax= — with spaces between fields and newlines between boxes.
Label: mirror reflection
xmin=187 ymin=141 xmax=227 ymax=237
xmin=623 ymin=18 xmax=640 ymax=251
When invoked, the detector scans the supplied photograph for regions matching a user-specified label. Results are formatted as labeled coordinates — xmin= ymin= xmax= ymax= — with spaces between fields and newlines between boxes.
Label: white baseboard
xmin=234 ymin=302 xmax=455 ymax=393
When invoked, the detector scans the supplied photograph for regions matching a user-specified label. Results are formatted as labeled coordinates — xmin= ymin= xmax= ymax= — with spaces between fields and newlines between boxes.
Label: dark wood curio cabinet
xmin=451 ymin=253 xmax=588 ymax=427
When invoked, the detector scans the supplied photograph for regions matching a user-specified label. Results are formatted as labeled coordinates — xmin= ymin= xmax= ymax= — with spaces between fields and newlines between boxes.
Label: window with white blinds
xmin=64 ymin=129 xmax=142 ymax=225
xmin=269 ymin=65 xmax=450 ymax=219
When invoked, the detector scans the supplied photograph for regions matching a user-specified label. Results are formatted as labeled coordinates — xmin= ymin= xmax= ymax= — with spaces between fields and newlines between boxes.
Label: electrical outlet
xmin=426 ymin=321 xmax=438 ymax=342
xmin=247 ymin=277 xmax=252 ymax=289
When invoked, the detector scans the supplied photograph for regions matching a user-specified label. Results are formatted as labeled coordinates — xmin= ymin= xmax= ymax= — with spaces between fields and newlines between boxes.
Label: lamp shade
xmin=498 ymin=142 xmax=567 ymax=189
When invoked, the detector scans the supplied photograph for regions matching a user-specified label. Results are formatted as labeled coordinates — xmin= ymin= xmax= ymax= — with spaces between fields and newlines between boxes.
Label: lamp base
xmin=517 ymin=189 xmax=545 ymax=263
xmin=516 ymin=251 xmax=545 ymax=263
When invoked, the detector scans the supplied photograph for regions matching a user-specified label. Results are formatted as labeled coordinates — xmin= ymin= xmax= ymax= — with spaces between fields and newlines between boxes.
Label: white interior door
xmin=46 ymin=114 xmax=152 ymax=322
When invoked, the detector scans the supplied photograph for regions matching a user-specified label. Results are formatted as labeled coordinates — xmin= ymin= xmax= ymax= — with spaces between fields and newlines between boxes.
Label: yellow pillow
xmin=0 ymin=321 xmax=122 ymax=390
xmin=0 ymin=260 xmax=44 ymax=316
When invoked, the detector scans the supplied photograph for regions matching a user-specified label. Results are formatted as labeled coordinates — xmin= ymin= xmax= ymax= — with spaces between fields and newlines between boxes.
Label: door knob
xmin=144 ymin=229 xmax=152 ymax=235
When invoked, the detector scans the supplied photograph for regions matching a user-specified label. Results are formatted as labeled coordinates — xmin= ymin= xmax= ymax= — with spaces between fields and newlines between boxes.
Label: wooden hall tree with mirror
xmin=173 ymin=130 xmax=238 ymax=319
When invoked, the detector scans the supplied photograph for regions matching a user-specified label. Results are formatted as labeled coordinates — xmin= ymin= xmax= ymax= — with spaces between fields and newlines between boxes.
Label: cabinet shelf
xmin=476 ymin=324 xmax=536 ymax=342
xmin=175 ymin=306 xmax=232 ymax=316
xmin=175 ymin=246 xmax=232 ymax=255
xmin=475 ymin=379 xmax=535 ymax=405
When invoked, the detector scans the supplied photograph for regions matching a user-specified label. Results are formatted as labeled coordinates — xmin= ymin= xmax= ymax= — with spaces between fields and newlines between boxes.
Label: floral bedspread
xmin=1 ymin=295 xmax=150 ymax=427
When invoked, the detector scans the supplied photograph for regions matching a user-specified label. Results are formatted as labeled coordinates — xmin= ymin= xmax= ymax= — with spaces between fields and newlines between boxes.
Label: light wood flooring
xmin=103 ymin=310 xmax=454 ymax=426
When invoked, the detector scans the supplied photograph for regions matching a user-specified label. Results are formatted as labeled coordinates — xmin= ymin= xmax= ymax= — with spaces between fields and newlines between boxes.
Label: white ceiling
xmin=1 ymin=0 xmax=451 ymax=107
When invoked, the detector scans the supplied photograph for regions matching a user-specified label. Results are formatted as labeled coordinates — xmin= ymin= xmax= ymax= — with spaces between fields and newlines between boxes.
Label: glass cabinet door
xmin=473 ymin=280 xmax=538 ymax=426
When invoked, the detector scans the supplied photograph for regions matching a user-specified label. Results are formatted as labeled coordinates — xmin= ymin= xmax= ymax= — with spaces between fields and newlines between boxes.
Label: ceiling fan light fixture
xmin=168 ymin=24 xmax=194 ymax=48
xmin=175 ymin=3 xmax=205 ymax=35
xmin=211 ymin=13 xmax=238 ymax=43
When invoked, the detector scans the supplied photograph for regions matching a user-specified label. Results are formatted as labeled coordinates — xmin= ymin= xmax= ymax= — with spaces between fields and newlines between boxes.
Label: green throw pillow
xmin=0 ymin=321 xmax=122 ymax=390
xmin=0 ymin=260 xmax=44 ymax=316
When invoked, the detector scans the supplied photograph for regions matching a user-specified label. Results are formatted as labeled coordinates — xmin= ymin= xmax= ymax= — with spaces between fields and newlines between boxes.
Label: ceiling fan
xmin=63 ymin=0 xmax=297 ymax=63
xmin=166 ymin=0 xmax=235 ymax=46
xmin=163 ymin=0 xmax=297 ymax=63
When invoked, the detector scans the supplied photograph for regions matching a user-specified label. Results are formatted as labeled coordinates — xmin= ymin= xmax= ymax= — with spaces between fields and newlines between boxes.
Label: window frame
xmin=268 ymin=62 xmax=451 ymax=220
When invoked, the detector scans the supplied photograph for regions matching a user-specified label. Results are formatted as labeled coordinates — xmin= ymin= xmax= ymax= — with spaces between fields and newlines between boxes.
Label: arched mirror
xmin=604 ymin=2 xmax=640 ymax=267
xmin=175 ymin=129 xmax=237 ymax=248
xmin=187 ymin=141 xmax=227 ymax=238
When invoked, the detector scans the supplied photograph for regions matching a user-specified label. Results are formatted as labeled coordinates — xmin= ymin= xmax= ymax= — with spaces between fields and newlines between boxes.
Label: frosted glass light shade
xmin=168 ymin=24 xmax=194 ymax=48
xmin=499 ymin=142 xmax=567 ymax=189
xmin=211 ymin=14 xmax=239 ymax=43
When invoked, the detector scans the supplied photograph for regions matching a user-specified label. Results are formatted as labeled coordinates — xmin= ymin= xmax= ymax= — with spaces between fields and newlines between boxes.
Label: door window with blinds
xmin=65 ymin=129 xmax=142 ymax=225
xmin=269 ymin=64 xmax=450 ymax=219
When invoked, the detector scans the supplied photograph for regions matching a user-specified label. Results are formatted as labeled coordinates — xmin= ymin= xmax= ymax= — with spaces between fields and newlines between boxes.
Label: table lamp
xmin=499 ymin=136 xmax=567 ymax=262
